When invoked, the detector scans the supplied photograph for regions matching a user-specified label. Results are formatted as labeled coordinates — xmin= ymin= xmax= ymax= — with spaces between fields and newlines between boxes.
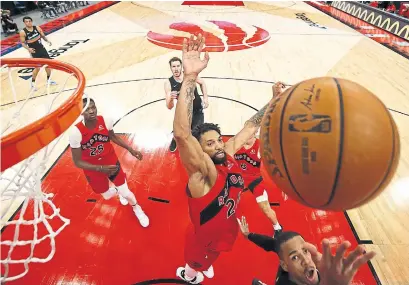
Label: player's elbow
xmin=173 ymin=126 xmax=191 ymax=142
xmin=72 ymin=157 xmax=83 ymax=168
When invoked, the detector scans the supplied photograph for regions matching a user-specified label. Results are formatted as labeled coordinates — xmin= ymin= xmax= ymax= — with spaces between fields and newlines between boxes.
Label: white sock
xmin=184 ymin=263 xmax=197 ymax=279
xmin=101 ymin=187 xmax=117 ymax=200
xmin=116 ymin=181 xmax=137 ymax=205
xmin=273 ymin=223 xmax=282 ymax=230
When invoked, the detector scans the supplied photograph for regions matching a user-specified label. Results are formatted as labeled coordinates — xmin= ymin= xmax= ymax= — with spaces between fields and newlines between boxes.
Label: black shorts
xmin=31 ymin=45 xmax=50 ymax=59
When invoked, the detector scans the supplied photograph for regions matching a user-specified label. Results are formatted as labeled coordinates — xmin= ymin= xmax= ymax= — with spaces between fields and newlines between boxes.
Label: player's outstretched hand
xmin=129 ymin=149 xmax=143 ymax=160
xmin=304 ymin=239 xmax=376 ymax=285
xmin=237 ymin=216 xmax=250 ymax=237
xmin=182 ymin=34 xmax=210 ymax=77
xmin=272 ymin=81 xmax=286 ymax=98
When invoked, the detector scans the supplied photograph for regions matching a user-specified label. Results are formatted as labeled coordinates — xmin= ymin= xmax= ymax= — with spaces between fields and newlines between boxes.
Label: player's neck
xmin=173 ymin=74 xmax=183 ymax=82
xmin=84 ymin=119 xmax=97 ymax=129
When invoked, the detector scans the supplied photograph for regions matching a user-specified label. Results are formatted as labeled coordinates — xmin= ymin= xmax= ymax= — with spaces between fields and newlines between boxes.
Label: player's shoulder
xmin=97 ymin=115 xmax=110 ymax=122
xmin=68 ymin=125 xmax=82 ymax=140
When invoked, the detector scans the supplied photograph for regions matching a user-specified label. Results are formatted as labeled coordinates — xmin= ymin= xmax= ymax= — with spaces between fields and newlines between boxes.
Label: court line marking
xmin=2 ymin=77 xmax=408 ymax=119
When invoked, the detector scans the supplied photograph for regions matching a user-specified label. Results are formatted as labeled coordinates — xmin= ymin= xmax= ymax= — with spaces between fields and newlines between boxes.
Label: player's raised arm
xmin=173 ymin=34 xmax=210 ymax=177
xmin=224 ymin=82 xmax=286 ymax=156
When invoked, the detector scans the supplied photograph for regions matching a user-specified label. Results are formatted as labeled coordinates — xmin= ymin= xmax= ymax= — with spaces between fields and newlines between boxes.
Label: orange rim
xmin=0 ymin=58 xmax=86 ymax=171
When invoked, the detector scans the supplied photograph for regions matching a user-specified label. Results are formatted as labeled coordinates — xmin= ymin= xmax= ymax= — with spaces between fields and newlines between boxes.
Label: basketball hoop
xmin=0 ymin=58 xmax=85 ymax=283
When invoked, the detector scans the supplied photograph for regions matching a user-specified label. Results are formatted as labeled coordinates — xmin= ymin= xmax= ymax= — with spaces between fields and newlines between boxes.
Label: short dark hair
xmin=23 ymin=16 xmax=33 ymax=22
xmin=274 ymin=231 xmax=303 ymax=258
xmin=192 ymin=123 xmax=221 ymax=142
xmin=82 ymin=97 xmax=95 ymax=108
xmin=169 ymin=57 xmax=182 ymax=66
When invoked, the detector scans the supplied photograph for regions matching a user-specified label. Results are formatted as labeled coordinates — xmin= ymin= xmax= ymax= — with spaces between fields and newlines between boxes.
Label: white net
xmin=0 ymin=62 xmax=85 ymax=283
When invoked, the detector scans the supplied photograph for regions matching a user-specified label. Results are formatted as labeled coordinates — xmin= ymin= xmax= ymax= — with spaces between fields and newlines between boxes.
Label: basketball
xmin=260 ymin=77 xmax=400 ymax=211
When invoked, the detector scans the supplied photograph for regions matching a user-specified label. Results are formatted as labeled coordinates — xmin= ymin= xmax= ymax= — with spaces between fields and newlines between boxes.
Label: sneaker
xmin=203 ymin=265 xmax=214 ymax=278
xmin=118 ymin=193 xmax=128 ymax=206
xmin=169 ymin=138 xmax=177 ymax=152
xmin=133 ymin=204 xmax=149 ymax=227
xmin=176 ymin=267 xmax=204 ymax=284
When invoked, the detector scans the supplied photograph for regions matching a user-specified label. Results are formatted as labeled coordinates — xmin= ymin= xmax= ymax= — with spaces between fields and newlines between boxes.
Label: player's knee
xmin=116 ymin=182 xmax=135 ymax=200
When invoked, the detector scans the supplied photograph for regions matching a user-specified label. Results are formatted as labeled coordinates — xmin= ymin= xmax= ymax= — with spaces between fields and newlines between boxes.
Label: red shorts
xmin=243 ymin=175 xmax=266 ymax=199
xmin=184 ymin=224 xmax=238 ymax=271
xmin=83 ymin=155 xmax=126 ymax=194
xmin=243 ymin=175 xmax=282 ymax=203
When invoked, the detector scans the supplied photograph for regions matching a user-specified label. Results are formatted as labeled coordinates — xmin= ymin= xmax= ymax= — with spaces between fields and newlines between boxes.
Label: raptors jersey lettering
xmin=234 ymin=139 xmax=261 ymax=178
xmin=187 ymin=154 xmax=244 ymax=251
xmin=75 ymin=116 xmax=115 ymax=163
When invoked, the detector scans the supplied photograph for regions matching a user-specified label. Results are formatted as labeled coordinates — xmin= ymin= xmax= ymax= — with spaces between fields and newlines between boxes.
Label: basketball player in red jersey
xmin=68 ymin=98 xmax=149 ymax=227
xmin=234 ymin=133 xmax=283 ymax=235
xmin=173 ymin=34 xmax=286 ymax=283
xmin=235 ymin=81 xmax=284 ymax=235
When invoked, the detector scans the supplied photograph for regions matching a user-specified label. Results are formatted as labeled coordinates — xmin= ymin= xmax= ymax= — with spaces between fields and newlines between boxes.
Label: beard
xmin=211 ymin=150 xmax=227 ymax=165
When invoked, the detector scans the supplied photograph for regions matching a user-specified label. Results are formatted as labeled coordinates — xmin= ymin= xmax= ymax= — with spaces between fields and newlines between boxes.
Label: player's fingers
xmin=304 ymin=242 xmax=322 ymax=265
xmin=188 ymin=34 xmax=194 ymax=50
xmin=348 ymin=251 xmax=376 ymax=275
xmin=198 ymin=35 xmax=206 ymax=52
xmin=322 ymin=239 xmax=333 ymax=269
xmin=343 ymin=244 xmax=364 ymax=271
xmin=182 ymin=38 xmax=188 ymax=53
xmin=334 ymin=241 xmax=350 ymax=271
xmin=195 ymin=34 xmax=202 ymax=50
xmin=203 ymin=51 xmax=210 ymax=65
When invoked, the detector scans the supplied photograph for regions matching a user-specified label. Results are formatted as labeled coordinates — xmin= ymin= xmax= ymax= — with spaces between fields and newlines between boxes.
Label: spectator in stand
xmin=369 ymin=1 xmax=379 ymax=8
xmin=1 ymin=9 xmax=18 ymax=34
xmin=400 ymin=3 xmax=409 ymax=18
xmin=37 ymin=1 xmax=59 ymax=18
xmin=386 ymin=2 xmax=396 ymax=14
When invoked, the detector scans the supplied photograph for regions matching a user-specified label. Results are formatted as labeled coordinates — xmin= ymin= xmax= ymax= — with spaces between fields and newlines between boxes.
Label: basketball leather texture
xmin=260 ymin=77 xmax=400 ymax=211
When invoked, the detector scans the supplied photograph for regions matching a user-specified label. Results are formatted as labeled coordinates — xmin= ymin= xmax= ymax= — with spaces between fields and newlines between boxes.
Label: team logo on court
xmin=288 ymin=114 xmax=332 ymax=133
xmin=147 ymin=21 xmax=270 ymax=52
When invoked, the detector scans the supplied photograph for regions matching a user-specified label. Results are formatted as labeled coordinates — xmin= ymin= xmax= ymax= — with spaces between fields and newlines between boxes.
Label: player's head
xmin=23 ymin=16 xmax=33 ymax=27
xmin=82 ymin=98 xmax=97 ymax=122
xmin=169 ymin=57 xmax=182 ymax=77
xmin=275 ymin=231 xmax=319 ymax=285
xmin=192 ymin=123 xmax=226 ymax=164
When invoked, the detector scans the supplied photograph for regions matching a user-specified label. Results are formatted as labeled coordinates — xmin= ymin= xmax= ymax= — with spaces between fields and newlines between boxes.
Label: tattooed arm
xmin=173 ymin=34 xmax=210 ymax=180
xmin=224 ymin=82 xmax=285 ymax=156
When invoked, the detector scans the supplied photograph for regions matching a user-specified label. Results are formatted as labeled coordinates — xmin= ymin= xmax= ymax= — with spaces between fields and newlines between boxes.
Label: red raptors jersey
xmin=234 ymin=139 xmax=261 ymax=177
xmin=187 ymin=154 xmax=244 ymax=251
xmin=75 ymin=116 xmax=116 ymax=163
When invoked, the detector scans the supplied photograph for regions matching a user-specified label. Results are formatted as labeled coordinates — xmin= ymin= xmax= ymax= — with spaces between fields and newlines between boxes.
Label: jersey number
xmin=90 ymin=144 xmax=104 ymax=156
xmin=225 ymin=199 xmax=236 ymax=218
